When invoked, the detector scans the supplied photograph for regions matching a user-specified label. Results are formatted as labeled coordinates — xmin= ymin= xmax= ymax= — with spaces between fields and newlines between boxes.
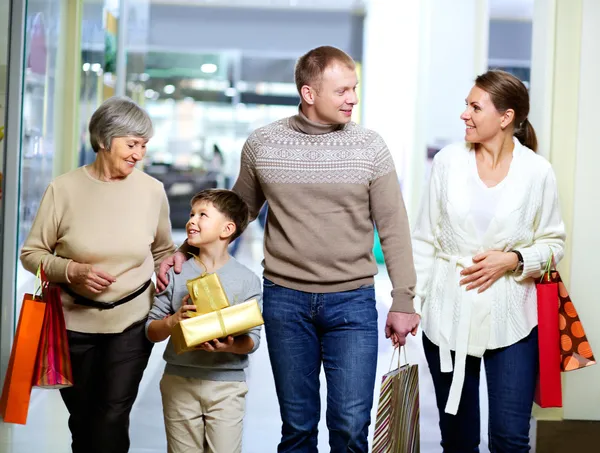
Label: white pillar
xmin=564 ymin=0 xmax=600 ymax=421
xmin=362 ymin=0 xmax=488 ymax=220
xmin=362 ymin=0 xmax=426 ymax=219
xmin=530 ymin=0 xmax=600 ymax=421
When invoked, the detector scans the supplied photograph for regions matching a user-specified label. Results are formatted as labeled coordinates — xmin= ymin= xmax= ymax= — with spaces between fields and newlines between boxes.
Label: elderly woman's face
xmin=104 ymin=136 xmax=148 ymax=177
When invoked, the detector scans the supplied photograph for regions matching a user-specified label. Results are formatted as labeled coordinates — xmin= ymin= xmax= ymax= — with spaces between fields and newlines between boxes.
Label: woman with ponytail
xmin=412 ymin=70 xmax=565 ymax=452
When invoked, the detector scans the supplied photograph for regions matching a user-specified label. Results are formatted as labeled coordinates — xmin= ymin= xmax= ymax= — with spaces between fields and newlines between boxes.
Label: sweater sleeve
xmin=240 ymin=274 xmax=263 ymax=354
xmin=515 ymin=166 xmax=566 ymax=281
xmin=232 ymin=138 xmax=266 ymax=222
xmin=152 ymin=189 xmax=177 ymax=272
xmin=411 ymin=157 xmax=442 ymax=315
xmin=145 ymin=268 xmax=176 ymax=340
xmin=20 ymin=183 xmax=72 ymax=283
xmin=369 ymin=135 xmax=416 ymax=313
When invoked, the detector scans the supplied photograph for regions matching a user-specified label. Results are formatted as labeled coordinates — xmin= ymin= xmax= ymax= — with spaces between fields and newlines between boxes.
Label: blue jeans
xmin=262 ymin=279 xmax=379 ymax=453
xmin=423 ymin=328 xmax=539 ymax=453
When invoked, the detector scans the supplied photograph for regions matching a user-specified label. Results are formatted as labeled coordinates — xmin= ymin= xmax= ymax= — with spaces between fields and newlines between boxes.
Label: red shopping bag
xmin=534 ymin=255 xmax=596 ymax=408
xmin=535 ymin=276 xmax=562 ymax=408
xmin=0 ymin=269 xmax=47 ymax=424
xmin=32 ymin=267 xmax=73 ymax=389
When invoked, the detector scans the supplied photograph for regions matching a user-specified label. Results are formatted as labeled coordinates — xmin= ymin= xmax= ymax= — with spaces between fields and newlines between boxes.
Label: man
xmin=158 ymin=46 xmax=419 ymax=452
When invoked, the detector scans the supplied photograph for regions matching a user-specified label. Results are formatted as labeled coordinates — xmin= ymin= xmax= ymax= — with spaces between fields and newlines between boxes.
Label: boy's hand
xmin=195 ymin=336 xmax=235 ymax=352
xmin=167 ymin=295 xmax=196 ymax=329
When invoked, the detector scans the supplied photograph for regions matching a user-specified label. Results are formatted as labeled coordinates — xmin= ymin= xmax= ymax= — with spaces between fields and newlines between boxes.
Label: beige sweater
xmin=20 ymin=166 xmax=175 ymax=333
xmin=232 ymin=111 xmax=416 ymax=313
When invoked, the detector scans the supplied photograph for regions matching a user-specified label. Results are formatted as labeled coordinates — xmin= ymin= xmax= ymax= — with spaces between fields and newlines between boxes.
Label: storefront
xmin=0 ymin=0 xmax=364 ymax=387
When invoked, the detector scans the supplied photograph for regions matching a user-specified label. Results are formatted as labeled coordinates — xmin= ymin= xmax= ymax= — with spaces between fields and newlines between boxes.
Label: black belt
xmin=61 ymin=280 xmax=152 ymax=310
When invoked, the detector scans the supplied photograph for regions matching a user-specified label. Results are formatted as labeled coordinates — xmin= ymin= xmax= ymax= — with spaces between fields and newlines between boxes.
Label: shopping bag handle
xmin=540 ymin=250 xmax=557 ymax=283
xmin=33 ymin=263 xmax=43 ymax=299
xmin=389 ymin=345 xmax=409 ymax=371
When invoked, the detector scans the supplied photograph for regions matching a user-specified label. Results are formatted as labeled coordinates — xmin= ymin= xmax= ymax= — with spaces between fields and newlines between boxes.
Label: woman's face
xmin=460 ymin=85 xmax=506 ymax=144
xmin=102 ymin=136 xmax=148 ymax=177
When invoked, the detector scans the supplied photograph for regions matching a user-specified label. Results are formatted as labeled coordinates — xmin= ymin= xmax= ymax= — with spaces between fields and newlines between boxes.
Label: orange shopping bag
xmin=0 ymin=267 xmax=46 ymax=424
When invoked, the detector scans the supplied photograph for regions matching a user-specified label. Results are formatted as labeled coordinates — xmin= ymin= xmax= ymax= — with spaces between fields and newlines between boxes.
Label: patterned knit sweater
xmin=232 ymin=110 xmax=416 ymax=313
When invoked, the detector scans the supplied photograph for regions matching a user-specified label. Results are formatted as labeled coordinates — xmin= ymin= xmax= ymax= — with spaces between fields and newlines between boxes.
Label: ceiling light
xmin=163 ymin=84 xmax=176 ymax=94
xmin=139 ymin=73 xmax=150 ymax=82
xmin=91 ymin=63 xmax=101 ymax=72
xmin=82 ymin=63 xmax=90 ymax=72
xmin=201 ymin=63 xmax=218 ymax=74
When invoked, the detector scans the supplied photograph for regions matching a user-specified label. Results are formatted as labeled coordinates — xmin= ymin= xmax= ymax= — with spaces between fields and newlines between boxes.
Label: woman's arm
xmin=514 ymin=166 xmax=566 ymax=281
xmin=151 ymin=190 xmax=177 ymax=271
xmin=20 ymin=184 xmax=72 ymax=282
xmin=411 ymin=158 xmax=443 ymax=314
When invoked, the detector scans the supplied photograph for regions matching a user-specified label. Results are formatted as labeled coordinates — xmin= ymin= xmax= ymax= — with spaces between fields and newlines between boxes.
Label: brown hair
xmin=190 ymin=189 xmax=249 ymax=242
xmin=294 ymin=46 xmax=356 ymax=93
xmin=475 ymin=70 xmax=538 ymax=152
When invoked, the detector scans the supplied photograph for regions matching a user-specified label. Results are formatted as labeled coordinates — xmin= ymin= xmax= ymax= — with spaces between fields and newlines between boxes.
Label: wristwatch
xmin=511 ymin=250 xmax=524 ymax=273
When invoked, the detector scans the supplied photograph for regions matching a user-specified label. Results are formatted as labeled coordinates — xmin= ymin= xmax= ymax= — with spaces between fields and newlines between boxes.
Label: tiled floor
xmin=0 ymin=226 xmax=491 ymax=452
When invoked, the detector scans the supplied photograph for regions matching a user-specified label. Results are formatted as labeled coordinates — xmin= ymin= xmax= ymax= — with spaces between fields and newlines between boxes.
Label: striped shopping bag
xmin=31 ymin=266 xmax=73 ymax=389
xmin=372 ymin=347 xmax=419 ymax=453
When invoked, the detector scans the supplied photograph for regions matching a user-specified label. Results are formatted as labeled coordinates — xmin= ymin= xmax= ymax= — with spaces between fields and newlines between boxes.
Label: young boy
xmin=146 ymin=189 xmax=262 ymax=453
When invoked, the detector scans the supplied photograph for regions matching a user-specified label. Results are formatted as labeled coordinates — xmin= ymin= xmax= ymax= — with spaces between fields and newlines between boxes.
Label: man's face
xmin=310 ymin=62 xmax=359 ymax=125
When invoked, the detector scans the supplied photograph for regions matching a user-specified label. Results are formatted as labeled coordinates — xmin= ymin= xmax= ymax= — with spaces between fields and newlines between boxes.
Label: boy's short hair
xmin=190 ymin=189 xmax=249 ymax=242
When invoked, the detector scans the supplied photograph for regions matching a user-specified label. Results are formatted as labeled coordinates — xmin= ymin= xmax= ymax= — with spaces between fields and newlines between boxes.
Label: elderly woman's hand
xmin=460 ymin=251 xmax=519 ymax=293
xmin=67 ymin=261 xmax=117 ymax=294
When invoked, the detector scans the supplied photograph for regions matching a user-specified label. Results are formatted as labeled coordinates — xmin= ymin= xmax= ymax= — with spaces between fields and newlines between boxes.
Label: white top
xmin=468 ymin=151 xmax=507 ymax=239
xmin=412 ymin=137 xmax=566 ymax=415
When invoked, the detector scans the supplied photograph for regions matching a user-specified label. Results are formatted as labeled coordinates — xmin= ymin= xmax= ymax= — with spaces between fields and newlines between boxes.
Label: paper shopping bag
xmin=32 ymin=267 xmax=73 ymax=389
xmin=535 ymin=278 xmax=562 ymax=408
xmin=372 ymin=348 xmax=420 ymax=453
xmin=553 ymin=272 xmax=596 ymax=371
xmin=0 ymin=291 xmax=46 ymax=424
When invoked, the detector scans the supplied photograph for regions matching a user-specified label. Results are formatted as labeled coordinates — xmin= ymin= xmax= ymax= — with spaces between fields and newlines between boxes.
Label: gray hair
xmin=89 ymin=96 xmax=154 ymax=153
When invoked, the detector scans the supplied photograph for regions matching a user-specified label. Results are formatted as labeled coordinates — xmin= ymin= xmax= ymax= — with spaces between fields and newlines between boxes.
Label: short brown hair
xmin=294 ymin=46 xmax=356 ymax=93
xmin=190 ymin=189 xmax=249 ymax=242
xmin=475 ymin=70 xmax=538 ymax=152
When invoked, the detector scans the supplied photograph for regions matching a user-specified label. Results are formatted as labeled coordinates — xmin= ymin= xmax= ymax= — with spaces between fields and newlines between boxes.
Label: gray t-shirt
xmin=146 ymin=257 xmax=262 ymax=381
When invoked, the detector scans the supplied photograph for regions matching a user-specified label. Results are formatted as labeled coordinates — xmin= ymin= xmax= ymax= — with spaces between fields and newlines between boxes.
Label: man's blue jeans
xmin=423 ymin=327 xmax=539 ymax=453
xmin=262 ymin=279 xmax=379 ymax=453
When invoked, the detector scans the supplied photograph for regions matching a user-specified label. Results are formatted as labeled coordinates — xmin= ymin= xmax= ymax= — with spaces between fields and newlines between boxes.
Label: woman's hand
xmin=460 ymin=251 xmax=518 ymax=293
xmin=67 ymin=262 xmax=117 ymax=294
xmin=167 ymin=295 xmax=197 ymax=329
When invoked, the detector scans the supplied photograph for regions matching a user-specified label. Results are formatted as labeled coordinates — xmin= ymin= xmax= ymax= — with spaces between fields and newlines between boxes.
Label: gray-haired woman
xmin=20 ymin=96 xmax=175 ymax=453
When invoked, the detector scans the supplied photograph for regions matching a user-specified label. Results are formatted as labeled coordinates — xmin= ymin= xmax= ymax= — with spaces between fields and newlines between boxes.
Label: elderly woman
xmin=20 ymin=96 xmax=175 ymax=453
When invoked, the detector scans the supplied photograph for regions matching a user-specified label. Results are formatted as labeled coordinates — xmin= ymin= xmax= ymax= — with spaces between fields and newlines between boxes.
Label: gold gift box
xmin=172 ymin=298 xmax=264 ymax=354
xmin=186 ymin=272 xmax=230 ymax=315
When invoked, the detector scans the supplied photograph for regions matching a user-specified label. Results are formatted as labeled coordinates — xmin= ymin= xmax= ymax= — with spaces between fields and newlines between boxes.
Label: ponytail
xmin=514 ymin=118 xmax=538 ymax=152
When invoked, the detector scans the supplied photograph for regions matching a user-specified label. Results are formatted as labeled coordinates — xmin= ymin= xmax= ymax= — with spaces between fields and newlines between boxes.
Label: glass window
xmin=15 ymin=0 xmax=64 ymax=318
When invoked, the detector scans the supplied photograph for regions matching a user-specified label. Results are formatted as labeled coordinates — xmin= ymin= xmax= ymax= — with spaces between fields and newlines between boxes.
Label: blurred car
xmin=145 ymin=162 xmax=219 ymax=229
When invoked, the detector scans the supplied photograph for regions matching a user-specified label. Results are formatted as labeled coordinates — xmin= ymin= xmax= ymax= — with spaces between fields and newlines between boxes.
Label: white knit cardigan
xmin=412 ymin=137 xmax=566 ymax=414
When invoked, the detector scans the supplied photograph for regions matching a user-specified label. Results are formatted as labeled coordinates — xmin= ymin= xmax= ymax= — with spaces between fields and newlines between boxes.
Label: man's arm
xmin=232 ymin=138 xmax=266 ymax=221
xmin=368 ymin=135 xmax=419 ymax=345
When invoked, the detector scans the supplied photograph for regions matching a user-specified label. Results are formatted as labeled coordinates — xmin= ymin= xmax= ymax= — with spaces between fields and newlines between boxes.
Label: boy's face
xmin=186 ymin=201 xmax=235 ymax=248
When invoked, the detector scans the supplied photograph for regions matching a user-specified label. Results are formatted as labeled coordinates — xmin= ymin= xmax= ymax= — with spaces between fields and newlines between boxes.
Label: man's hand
xmin=385 ymin=312 xmax=420 ymax=347
xmin=460 ymin=251 xmax=518 ymax=293
xmin=67 ymin=262 xmax=116 ymax=294
xmin=157 ymin=251 xmax=187 ymax=292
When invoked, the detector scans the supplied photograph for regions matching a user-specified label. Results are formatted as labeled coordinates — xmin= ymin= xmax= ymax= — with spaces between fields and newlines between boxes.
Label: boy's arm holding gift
xmin=195 ymin=273 xmax=263 ymax=355
xmin=146 ymin=269 xmax=196 ymax=343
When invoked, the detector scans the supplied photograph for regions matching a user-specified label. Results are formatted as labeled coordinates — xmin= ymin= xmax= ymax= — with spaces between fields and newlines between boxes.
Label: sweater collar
xmin=289 ymin=106 xmax=345 ymax=135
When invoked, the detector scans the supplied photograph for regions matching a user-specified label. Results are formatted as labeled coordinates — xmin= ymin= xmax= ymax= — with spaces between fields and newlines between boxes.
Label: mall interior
xmin=0 ymin=0 xmax=599 ymax=452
